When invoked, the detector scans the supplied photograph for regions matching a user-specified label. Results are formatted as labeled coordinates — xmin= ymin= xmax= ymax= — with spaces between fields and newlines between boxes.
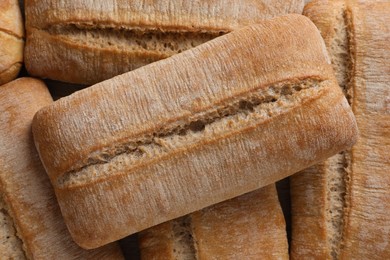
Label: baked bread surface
xmin=140 ymin=185 xmax=288 ymax=260
xmin=0 ymin=0 xmax=24 ymax=85
xmin=0 ymin=194 xmax=26 ymax=259
xmin=25 ymin=0 xmax=304 ymax=84
xmin=0 ymin=78 xmax=124 ymax=259
xmin=32 ymin=15 xmax=357 ymax=249
xmin=291 ymin=1 xmax=390 ymax=259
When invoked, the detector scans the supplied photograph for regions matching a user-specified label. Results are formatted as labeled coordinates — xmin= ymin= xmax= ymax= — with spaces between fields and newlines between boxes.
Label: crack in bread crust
xmin=0 ymin=194 xmax=26 ymax=259
xmin=326 ymin=6 xmax=354 ymax=259
xmin=172 ymin=216 xmax=196 ymax=260
xmin=0 ymin=28 xmax=23 ymax=40
xmin=43 ymin=24 xmax=225 ymax=55
xmin=326 ymin=151 xmax=350 ymax=260
xmin=56 ymin=79 xmax=326 ymax=188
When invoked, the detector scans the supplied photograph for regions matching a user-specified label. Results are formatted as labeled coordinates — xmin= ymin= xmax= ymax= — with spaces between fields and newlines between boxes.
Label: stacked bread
xmin=1 ymin=0 xmax=388 ymax=259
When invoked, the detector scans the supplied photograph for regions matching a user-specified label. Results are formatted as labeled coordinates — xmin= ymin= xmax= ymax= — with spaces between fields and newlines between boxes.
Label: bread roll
xmin=32 ymin=15 xmax=357 ymax=249
xmin=0 ymin=0 xmax=24 ymax=85
xmin=290 ymin=1 xmax=390 ymax=259
xmin=25 ymin=0 xmax=304 ymax=84
xmin=0 ymin=78 xmax=124 ymax=259
xmin=139 ymin=185 xmax=289 ymax=259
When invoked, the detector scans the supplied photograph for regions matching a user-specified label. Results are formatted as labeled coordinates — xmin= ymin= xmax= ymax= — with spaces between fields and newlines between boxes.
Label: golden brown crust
xmin=0 ymin=62 xmax=22 ymax=86
xmin=291 ymin=1 xmax=390 ymax=259
xmin=291 ymin=163 xmax=331 ymax=259
xmin=139 ymin=222 xmax=176 ymax=260
xmin=341 ymin=1 xmax=390 ymax=258
xmin=140 ymin=185 xmax=288 ymax=259
xmin=0 ymin=0 xmax=23 ymax=37
xmin=25 ymin=0 xmax=304 ymax=84
xmin=0 ymin=0 xmax=24 ymax=85
xmin=0 ymin=78 xmax=124 ymax=259
xmin=33 ymin=15 xmax=334 ymax=179
xmin=192 ymin=185 xmax=288 ymax=259
xmin=32 ymin=15 xmax=357 ymax=249
xmin=26 ymin=0 xmax=304 ymax=30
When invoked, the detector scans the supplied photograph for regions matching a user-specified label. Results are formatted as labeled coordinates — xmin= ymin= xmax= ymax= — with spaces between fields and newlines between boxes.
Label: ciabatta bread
xmin=25 ymin=0 xmax=303 ymax=84
xmin=0 ymin=0 xmax=23 ymax=85
xmin=32 ymin=15 xmax=357 ymax=249
xmin=291 ymin=1 xmax=390 ymax=259
xmin=0 ymin=78 xmax=124 ymax=259
xmin=139 ymin=185 xmax=289 ymax=259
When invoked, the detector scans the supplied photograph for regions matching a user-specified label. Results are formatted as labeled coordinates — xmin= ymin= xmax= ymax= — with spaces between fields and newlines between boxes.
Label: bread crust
xmin=25 ymin=0 xmax=304 ymax=84
xmin=0 ymin=0 xmax=24 ymax=85
xmin=139 ymin=185 xmax=288 ymax=259
xmin=193 ymin=185 xmax=288 ymax=259
xmin=291 ymin=1 xmax=390 ymax=259
xmin=0 ymin=193 xmax=26 ymax=259
xmin=32 ymin=15 xmax=357 ymax=249
xmin=0 ymin=78 xmax=124 ymax=259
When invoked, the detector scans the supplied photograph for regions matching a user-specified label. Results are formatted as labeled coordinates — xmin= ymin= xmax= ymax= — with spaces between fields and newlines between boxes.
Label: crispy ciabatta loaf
xmin=0 ymin=78 xmax=124 ymax=259
xmin=290 ymin=1 xmax=390 ymax=259
xmin=24 ymin=0 xmax=304 ymax=85
xmin=32 ymin=15 xmax=357 ymax=249
xmin=139 ymin=185 xmax=288 ymax=260
xmin=0 ymin=0 xmax=23 ymax=85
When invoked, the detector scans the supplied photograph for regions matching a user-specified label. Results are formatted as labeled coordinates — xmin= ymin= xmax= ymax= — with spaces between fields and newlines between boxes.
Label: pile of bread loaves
xmin=1 ymin=0 xmax=389 ymax=259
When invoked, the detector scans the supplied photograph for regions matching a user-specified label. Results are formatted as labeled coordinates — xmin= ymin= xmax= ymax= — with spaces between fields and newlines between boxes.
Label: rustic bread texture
xmin=25 ymin=0 xmax=304 ymax=84
xmin=32 ymin=15 xmax=357 ymax=249
xmin=0 ymin=78 xmax=124 ymax=259
xmin=0 ymin=194 xmax=26 ymax=260
xmin=139 ymin=216 xmax=195 ymax=260
xmin=291 ymin=1 xmax=390 ymax=259
xmin=140 ymin=185 xmax=288 ymax=260
xmin=0 ymin=0 xmax=24 ymax=85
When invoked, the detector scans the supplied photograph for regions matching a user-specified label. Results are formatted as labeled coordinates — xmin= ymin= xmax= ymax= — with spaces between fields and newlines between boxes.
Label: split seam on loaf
xmin=42 ymin=23 xmax=225 ymax=54
xmin=57 ymin=78 xmax=325 ymax=188
xmin=325 ymin=6 xmax=355 ymax=258
xmin=172 ymin=216 xmax=196 ymax=259
xmin=0 ymin=27 xmax=23 ymax=39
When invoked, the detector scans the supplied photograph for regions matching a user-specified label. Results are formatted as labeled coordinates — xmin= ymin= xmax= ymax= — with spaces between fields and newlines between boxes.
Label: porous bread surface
xmin=172 ymin=217 xmax=196 ymax=260
xmin=291 ymin=1 xmax=390 ymax=259
xmin=32 ymin=15 xmax=357 ymax=249
xmin=33 ymin=15 xmax=334 ymax=181
xmin=0 ymin=193 xmax=26 ymax=260
xmin=291 ymin=1 xmax=350 ymax=259
xmin=25 ymin=0 xmax=304 ymax=84
xmin=292 ymin=152 xmax=350 ymax=260
xmin=0 ymin=0 xmax=24 ymax=85
xmin=324 ymin=152 xmax=349 ymax=259
xmin=59 ymin=80 xmax=324 ymax=188
xmin=327 ymin=3 xmax=352 ymax=100
xmin=139 ymin=216 xmax=196 ymax=260
xmin=0 ymin=78 xmax=124 ymax=259
xmin=340 ymin=2 xmax=390 ymax=258
xmin=46 ymin=24 xmax=224 ymax=55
